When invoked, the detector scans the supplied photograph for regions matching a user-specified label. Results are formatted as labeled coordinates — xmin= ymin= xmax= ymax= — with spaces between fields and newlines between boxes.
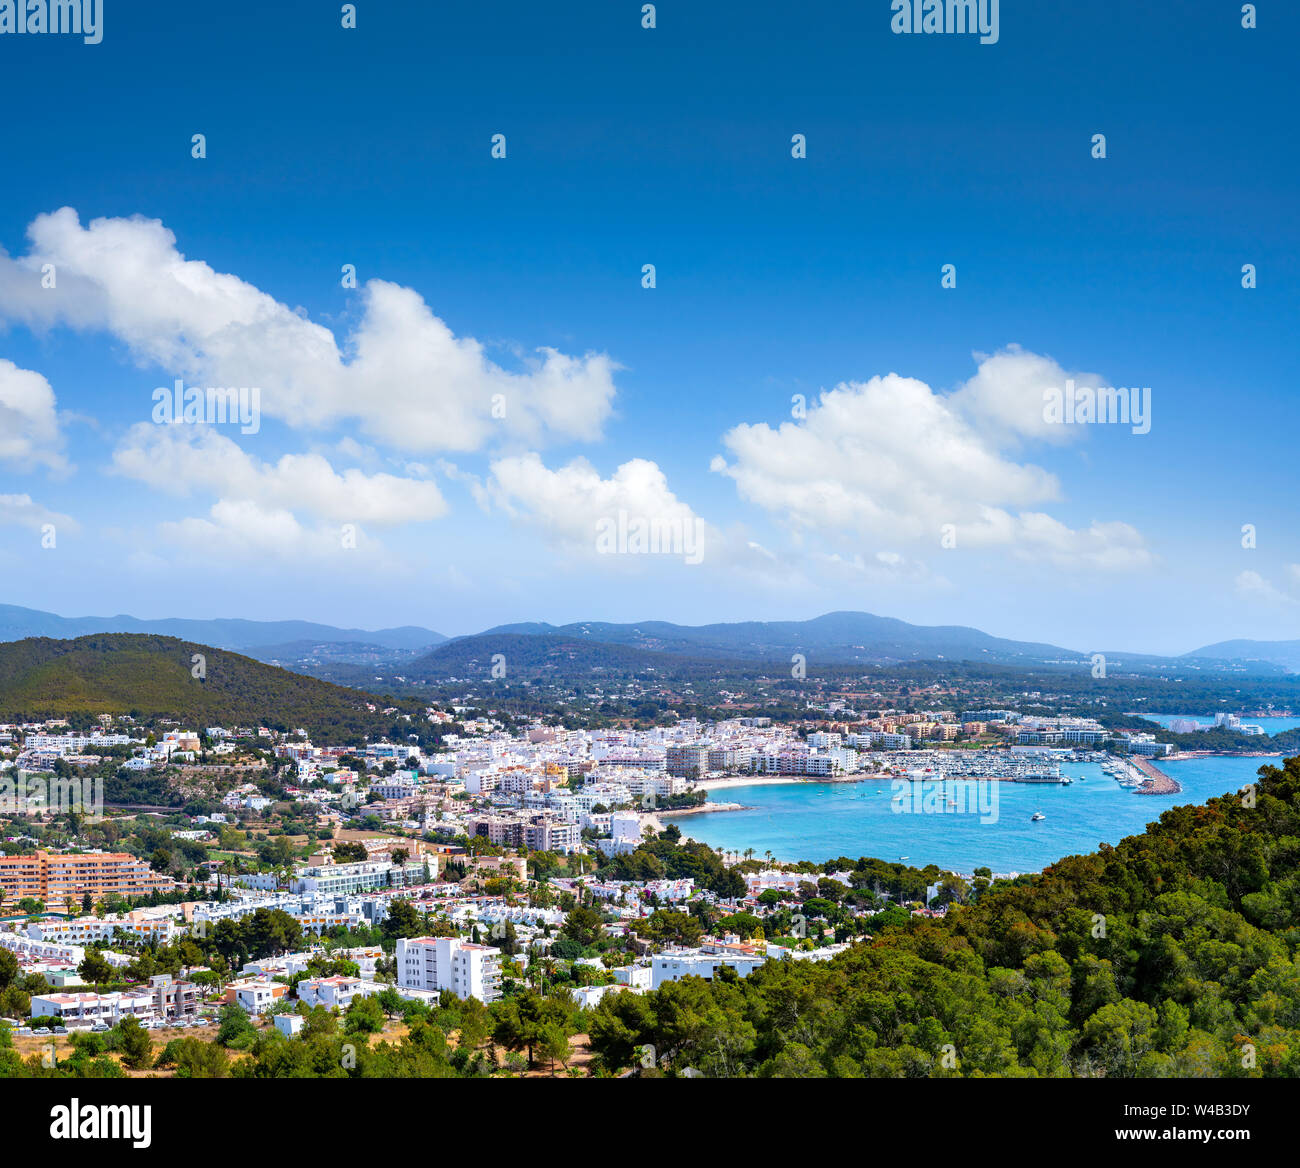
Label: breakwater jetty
xmin=1132 ymin=756 xmax=1182 ymax=795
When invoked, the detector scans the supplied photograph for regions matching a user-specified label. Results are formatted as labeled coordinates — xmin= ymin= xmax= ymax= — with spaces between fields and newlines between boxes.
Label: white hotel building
xmin=395 ymin=936 xmax=503 ymax=1003
xmin=650 ymin=948 xmax=768 ymax=989
xmin=31 ymin=990 xmax=156 ymax=1025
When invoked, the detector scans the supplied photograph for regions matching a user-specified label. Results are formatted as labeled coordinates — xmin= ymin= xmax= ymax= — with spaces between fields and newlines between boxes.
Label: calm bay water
xmin=677 ymin=755 xmax=1284 ymax=875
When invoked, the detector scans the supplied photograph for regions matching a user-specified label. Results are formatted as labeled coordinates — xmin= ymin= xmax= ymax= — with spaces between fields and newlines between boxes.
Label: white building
xmin=31 ymin=990 xmax=154 ymax=1024
xmin=570 ymin=983 xmax=634 ymax=1010
xmin=609 ymin=812 xmax=643 ymax=843
xmin=612 ymin=964 xmax=652 ymax=989
xmin=297 ymin=975 xmax=369 ymax=1010
xmin=271 ymin=1013 xmax=303 ymax=1037
xmin=28 ymin=915 xmax=177 ymax=946
xmin=394 ymin=936 xmax=503 ymax=1003
xmin=230 ymin=980 xmax=288 ymax=1013
xmin=650 ymin=947 xmax=767 ymax=989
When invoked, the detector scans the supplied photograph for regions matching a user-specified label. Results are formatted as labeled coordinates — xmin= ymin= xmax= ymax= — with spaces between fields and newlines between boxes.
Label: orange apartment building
xmin=0 ymin=850 xmax=174 ymax=904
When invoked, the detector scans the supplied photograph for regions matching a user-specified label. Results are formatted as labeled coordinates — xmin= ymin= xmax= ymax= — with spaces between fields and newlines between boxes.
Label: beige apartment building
xmin=0 ymin=850 xmax=174 ymax=905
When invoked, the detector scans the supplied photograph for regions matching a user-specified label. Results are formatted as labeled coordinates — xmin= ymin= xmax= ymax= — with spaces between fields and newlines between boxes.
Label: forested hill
xmin=590 ymin=755 xmax=1300 ymax=1077
xmin=0 ymin=634 xmax=422 ymax=742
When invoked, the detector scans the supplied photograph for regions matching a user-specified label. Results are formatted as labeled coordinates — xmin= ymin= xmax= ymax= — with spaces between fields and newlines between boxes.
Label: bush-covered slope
xmin=590 ymin=756 xmax=1300 ymax=1077
xmin=0 ymin=634 xmax=415 ymax=741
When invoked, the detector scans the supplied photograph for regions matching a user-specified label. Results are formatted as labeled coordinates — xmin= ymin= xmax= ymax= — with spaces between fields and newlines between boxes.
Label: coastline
xmin=1165 ymin=750 xmax=1282 ymax=762
xmin=655 ymin=800 xmax=751 ymax=818
xmin=686 ymin=774 xmax=871 ymax=793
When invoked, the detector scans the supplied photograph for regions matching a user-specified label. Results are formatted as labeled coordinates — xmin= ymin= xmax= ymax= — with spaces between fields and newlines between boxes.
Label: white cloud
xmin=157 ymin=499 xmax=363 ymax=561
xmin=487 ymin=453 xmax=708 ymax=555
xmin=1236 ymin=569 xmax=1300 ymax=606
xmin=484 ymin=452 xmax=799 ymax=576
xmin=484 ymin=451 xmax=801 ymax=580
xmin=951 ymin=343 xmax=1105 ymax=445
xmin=1006 ymin=513 xmax=1152 ymax=571
xmin=0 ymin=493 xmax=77 ymax=533
xmin=711 ymin=350 xmax=1152 ymax=571
xmin=112 ymin=424 xmax=448 ymax=526
xmin=0 ymin=208 xmax=618 ymax=453
xmin=0 ymin=359 xmax=69 ymax=473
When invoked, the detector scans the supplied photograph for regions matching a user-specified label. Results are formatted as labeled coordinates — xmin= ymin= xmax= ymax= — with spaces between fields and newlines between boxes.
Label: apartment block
xmin=0 ymin=850 xmax=174 ymax=903
xmin=28 ymin=914 xmax=177 ymax=947
xmin=664 ymin=744 xmax=709 ymax=778
xmin=395 ymin=935 xmax=503 ymax=1003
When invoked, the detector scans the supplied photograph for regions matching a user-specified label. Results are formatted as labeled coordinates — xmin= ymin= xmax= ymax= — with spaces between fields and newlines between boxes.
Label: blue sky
xmin=0 ymin=0 xmax=1296 ymax=652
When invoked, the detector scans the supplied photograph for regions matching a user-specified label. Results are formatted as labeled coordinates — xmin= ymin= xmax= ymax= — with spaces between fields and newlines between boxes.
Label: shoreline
xmin=660 ymin=819 xmax=1041 ymax=880
xmin=1165 ymin=750 xmax=1282 ymax=762
xmin=656 ymin=800 xmax=751 ymax=818
xmin=686 ymin=751 xmax=1286 ymax=783
xmin=687 ymin=774 xmax=870 ymax=792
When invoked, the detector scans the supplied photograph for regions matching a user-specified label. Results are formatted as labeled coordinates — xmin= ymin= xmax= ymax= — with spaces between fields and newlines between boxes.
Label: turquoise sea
xmin=677 ymin=755 xmax=1284 ymax=875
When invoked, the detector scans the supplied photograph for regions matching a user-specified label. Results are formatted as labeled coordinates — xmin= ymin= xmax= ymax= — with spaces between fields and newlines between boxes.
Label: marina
xmin=1099 ymin=756 xmax=1182 ymax=795
xmin=897 ymin=749 xmax=1071 ymax=785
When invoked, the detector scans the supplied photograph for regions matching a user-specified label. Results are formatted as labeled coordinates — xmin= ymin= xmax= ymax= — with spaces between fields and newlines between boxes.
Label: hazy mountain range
xmin=1190 ymin=640 xmax=1300 ymax=675
xmin=2 ymin=605 xmax=1296 ymax=676
xmin=0 ymin=605 xmax=446 ymax=667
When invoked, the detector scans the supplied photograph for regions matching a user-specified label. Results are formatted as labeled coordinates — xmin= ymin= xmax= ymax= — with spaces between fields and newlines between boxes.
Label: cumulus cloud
xmin=484 ymin=452 xmax=793 ymax=577
xmin=711 ymin=349 xmax=1153 ymax=571
xmin=0 ymin=359 xmax=69 ymax=473
xmin=112 ymin=424 xmax=448 ymax=527
xmin=484 ymin=451 xmax=802 ymax=581
xmin=951 ymin=343 xmax=1105 ymax=445
xmin=486 ymin=453 xmax=708 ymax=556
xmin=157 ymin=499 xmax=369 ymax=561
xmin=0 ymin=208 xmax=618 ymax=453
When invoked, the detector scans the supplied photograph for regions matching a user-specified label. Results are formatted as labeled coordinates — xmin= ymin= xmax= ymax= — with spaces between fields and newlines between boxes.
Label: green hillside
xmin=0 ymin=634 xmax=419 ymax=741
